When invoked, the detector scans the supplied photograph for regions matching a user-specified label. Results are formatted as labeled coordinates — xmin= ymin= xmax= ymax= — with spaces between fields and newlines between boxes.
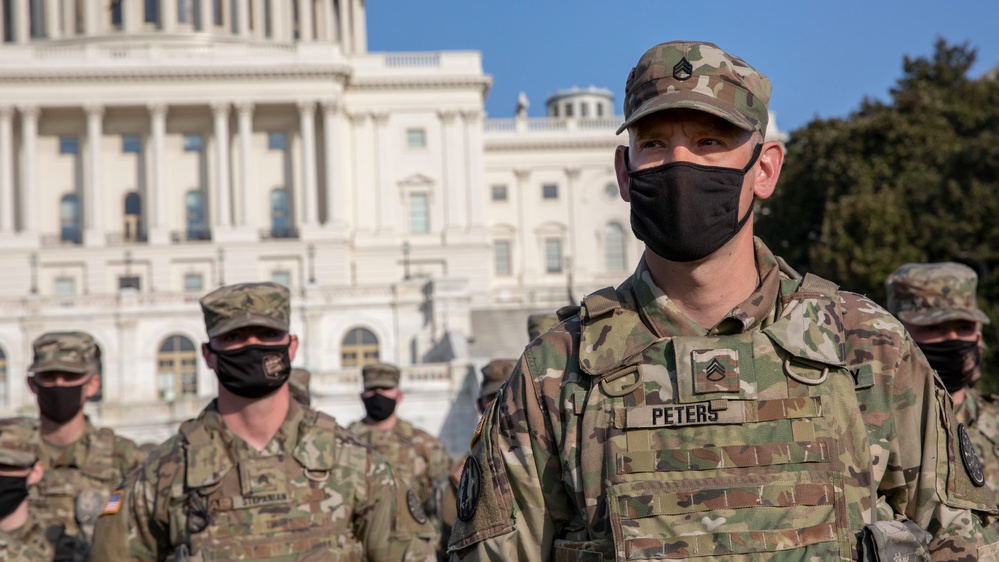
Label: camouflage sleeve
xmin=90 ymin=462 xmax=165 ymax=562
xmin=447 ymin=352 xmax=572 ymax=562
xmin=358 ymin=450 xmax=436 ymax=562
xmin=114 ymin=435 xmax=148 ymax=481
xmin=425 ymin=440 xmax=452 ymax=503
xmin=847 ymin=294 xmax=999 ymax=559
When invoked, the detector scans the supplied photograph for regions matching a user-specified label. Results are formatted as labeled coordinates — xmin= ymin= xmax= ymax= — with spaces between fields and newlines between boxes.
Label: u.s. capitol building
xmin=0 ymin=0 xmax=784 ymax=451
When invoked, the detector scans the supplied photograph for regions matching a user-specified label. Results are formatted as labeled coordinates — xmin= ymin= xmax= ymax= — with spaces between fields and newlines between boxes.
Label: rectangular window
xmin=565 ymin=104 xmax=574 ymax=118
xmin=542 ymin=184 xmax=558 ymax=200
xmin=183 ymin=133 xmax=203 ymax=152
xmin=581 ymin=103 xmax=589 ymax=118
xmin=54 ymin=277 xmax=75 ymax=296
xmin=119 ymin=276 xmax=141 ymax=291
xmin=406 ymin=128 xmax=426 ymax=149
xmin=122 ymin=135 xmax=141 ymax=154
xmin=494 ymin=240 xmax=511 ymax=276
xmin=59 ymin=136 xmax=79 ymax=155
xmin=183 ymin=273 xmax=204 ymax=292
xmin=272 ymin=270 xmax=291 ymax=288
xmin=597 ymin=104 xmax=605 ymax=117
xmin=491 ymin=185 xmax=508 ymax=202
xmin=545 ymin=239 xmax=563 ymax=274
xmin=267 ymin=131 xmax=287 ymax=151
xmin=409 ymin=193 xmax=429 ymax=233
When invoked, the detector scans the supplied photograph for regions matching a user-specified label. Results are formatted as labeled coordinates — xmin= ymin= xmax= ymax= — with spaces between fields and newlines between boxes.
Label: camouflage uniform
xmin=26 ymin=332 xmax=144 ymax=547
xmin=886 ymin=262 xmax=999 ymax=498
xmin=0 ymin=419 xmax=54 ymax=561
xmin=289 ymin=368 xmax=312 ymax=406
xmin=348 ymin=363 xmax=452 ymax=508
xmin=426 ymin=359 xmax=516 ymax=561
xmin=91 ymin=282 xmax=436 ymax=561
xmin=527 ymin=314 xmax=560 ymax=341
xmin=449 ymin=42 xmax=999 ymax=561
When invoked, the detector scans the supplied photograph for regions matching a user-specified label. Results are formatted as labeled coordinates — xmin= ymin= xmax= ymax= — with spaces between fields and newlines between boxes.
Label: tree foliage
xmin=757 ymin=38 xmax=999 ymax=391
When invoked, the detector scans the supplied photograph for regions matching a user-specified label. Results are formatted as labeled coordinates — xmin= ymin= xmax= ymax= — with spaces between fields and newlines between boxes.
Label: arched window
xmin=185 ymin=190 xmax=207 ymax=240
xmin=605 ymin=222 xmax=627 ymax=272
xmin=341 ymin=328 xmax=379 ymax=368
xmin=0 ymin=347 xmax=7 ymax=407
xmin=124 ymin=192 xmax=142 ymax=242
xmin=157 ymin=335 xmax=198 ymax=401
xmin=270 ymin=188 xmax=290 ymax=238
xmin=60 ymin=193 xmax=81 ymax=244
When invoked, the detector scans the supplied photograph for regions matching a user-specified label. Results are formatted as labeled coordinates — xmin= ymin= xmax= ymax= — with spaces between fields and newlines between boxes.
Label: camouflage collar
xmin=631 ymin=237 xmax=781 ymax=337
xmin=956 ymin=389 xmax=981 ymax=427
xmin=39 ymin=416 xmax=98 ymax=468
xmin=202 ymin=398 xmax=304 ymax=459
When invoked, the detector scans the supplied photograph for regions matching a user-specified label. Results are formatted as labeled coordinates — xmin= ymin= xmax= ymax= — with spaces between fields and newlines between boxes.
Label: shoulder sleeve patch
xmin=99 ymin=490 xmax=123 ymax=517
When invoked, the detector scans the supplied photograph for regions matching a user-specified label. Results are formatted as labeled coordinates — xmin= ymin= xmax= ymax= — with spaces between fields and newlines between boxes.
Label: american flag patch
xmin=100 ymin=490 xmax=123 ymax=516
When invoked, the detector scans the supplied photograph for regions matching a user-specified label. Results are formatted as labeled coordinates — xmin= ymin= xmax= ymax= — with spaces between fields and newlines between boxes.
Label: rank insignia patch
xmin=691 ymin=348 xmax=741 ymax=394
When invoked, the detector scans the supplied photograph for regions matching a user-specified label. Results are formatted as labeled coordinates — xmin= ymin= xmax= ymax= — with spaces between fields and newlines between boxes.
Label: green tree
xmin=757 ymin=38 xmax=999 ymax=391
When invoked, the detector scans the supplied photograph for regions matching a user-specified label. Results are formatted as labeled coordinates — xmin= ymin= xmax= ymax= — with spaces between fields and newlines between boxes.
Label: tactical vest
xmin=552 ymin=273 xmax=883 ymax=562
xmin=32 ymin=426 xmax=120 ymax=543
xmin=171 ymin=409 xmax=368 ymax=562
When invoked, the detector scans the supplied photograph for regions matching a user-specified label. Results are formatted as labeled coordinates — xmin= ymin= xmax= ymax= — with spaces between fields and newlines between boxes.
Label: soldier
xmin=91 ymin=282 xmax=436 ymax=561
xmin=526 ymin=313 xmax=559 ymax=341
xmin=426 ymin=359 xmax=515 ymax=561
xmin=887 ymin=262 xmax=999 ymax=493
xmin=288 ymin=367 xmax=312 ymax=406
xmin=25 ymin=331 xmax=144 ymax=555
xmin=448 ymin=41 xmax=999 ymax=561
xmin=0 ymin=419 xmax=52 ymax=561
xmin=348 ymin=363 xmax=451 ymax=513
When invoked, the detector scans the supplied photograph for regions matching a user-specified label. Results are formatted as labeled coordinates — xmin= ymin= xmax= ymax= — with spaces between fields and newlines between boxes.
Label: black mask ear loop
xmin=733 ymin=143 xmax=765 ymax=229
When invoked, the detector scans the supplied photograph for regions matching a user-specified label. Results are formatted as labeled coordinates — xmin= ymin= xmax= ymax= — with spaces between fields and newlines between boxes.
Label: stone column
xmin=297 ymin=0 xmax=313 ymax=41
xmin=12 ymin=0 xmax=29 ymax=43
xmin=338 ymin=0 xmax=351 ymax=54
xmin=513 ymin=169 xmax=531 ymax=282
xmin=268 ymin=0 xmax=283 ymax=40
xmin=298 ymin=101 xmax=318 ymax=228
xmin=18 ymin=107 xmax=38 ymax=233
xmin=372 ymin=112 xmax=395 ymax=233
xmin=211 ymin=103 xmax=232 ymax=228
xmin=352 ymin=0 xmax=365 ymax=52
xmin=83 ymin=0 xmax=99 ymax=34
xmin=236 ymin=0 xmax=249 ymax=36
xmin=84 ymin=104 xmax=104 ymax=246
xmin=321 ymin=0 xmax=335 ymax=42
xmin=236 ymin=102 xmax=253 ymax=227
xmin=321 ymin=100 xmax=345 ymax=230
xmin=199 ymin=0 xmax=212 ymax=31
xmin=462 ymin=110 xmax=486 ymax=230
xmin=147 ymin=103 xmax=169 ymax=244
xmin=439 ymin=110 xmax=462 ymax=233
xmin=349 ymin=112 xmax=375 ymax=232
xmin=251 ymin=0 xmax=265 ymax=38
xmin=46 ymin=0 xmax=62 ymax=39
xmin=162 ymin=0 xmax=178 ymax=31
xmin=0 ymin=107 xmax=13 ymax=234
xmin=124 ymin=0 xmax=141 ymax=33
xmin=565 ymin=167 xmax=581 ymax=277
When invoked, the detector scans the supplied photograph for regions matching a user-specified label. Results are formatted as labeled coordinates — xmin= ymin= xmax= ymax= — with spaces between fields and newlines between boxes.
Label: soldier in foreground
xmin=26 ymin=332 xmax=144 ymax=557
xmin=0 ymin=419 xmax=52 ymax=560
xmin=349 ymin=364 xmax=451 ymax=522
xmin=426 ymin=359 xmax=516 ymax=561
xmin=887 ymin=262 xmax=999 ymax=494
xmin=449 ymin=41 xmax=999 ymax=561
xmin=92 ymin=282 xmax=436 ymax=561
xmin=288 ymin=367 xmax=312 ymax=406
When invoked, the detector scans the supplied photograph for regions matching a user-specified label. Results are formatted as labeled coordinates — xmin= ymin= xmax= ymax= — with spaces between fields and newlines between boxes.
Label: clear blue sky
xmin=367 ymin=1 xmax=999 ymax=134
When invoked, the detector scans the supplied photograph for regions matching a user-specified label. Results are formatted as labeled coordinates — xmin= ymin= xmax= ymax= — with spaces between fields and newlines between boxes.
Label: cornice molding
xmin=0 ymin=65 xmax=351 ymax=83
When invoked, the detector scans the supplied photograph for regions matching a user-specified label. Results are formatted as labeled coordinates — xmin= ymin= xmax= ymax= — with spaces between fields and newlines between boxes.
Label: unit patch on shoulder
xmin=958 ymin=423 xmax=986 ymax=487
xmin=456 ymin=456 xmax=482 ymax=522
xmin=406 ymin=489 xmax=428 ymax=524
xmin=100 ymin=490 xmax=123 ymax=516
xmin=470 ymin=414 xmax=485 ymax=449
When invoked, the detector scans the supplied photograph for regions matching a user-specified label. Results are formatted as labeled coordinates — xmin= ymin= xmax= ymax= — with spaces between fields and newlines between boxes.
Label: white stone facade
xmin=0 ymin=0 xmax=782 ymax=453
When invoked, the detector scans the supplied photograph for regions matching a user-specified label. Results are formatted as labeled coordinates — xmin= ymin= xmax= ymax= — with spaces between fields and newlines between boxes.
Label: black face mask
xmin=0 ymin=475 xmax=29 ymax=519
xmin=918 ymin=339 xmax=981 ymax=393
xmin=626 ymin=143 xmax=763 ymax=262
xmin=210 ymin=343 xmax=292 ymax=399
xmin=33 ymin=380 xmax=86 ymax=424
xmin=362 ymin=393 xmax=398 ymax=422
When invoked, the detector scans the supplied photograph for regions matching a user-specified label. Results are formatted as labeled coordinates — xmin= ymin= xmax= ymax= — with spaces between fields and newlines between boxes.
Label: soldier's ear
xmin=27 ymin=461 xmax=43 ymax=486
xmin=615 ymin=145 xmax=632 ymax=202
xmin=287 ymin=335 xmax=299 ymax=362
xmin=83 ymin=374 xmax=101 ymax=400
xmin=202 ymin=343 xmax=217 ymax=369
xmin=27 ymin=376 xmax=38 ymax=395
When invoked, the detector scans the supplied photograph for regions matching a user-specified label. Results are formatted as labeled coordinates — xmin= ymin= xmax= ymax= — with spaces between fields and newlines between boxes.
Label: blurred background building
xmin=0 ymin=0 xmax=783 ymax=451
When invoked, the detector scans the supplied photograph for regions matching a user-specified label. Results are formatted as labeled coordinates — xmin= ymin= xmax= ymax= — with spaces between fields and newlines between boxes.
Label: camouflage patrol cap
xmin=200 ymin=282 xmax=290 ymax=338
xmin=527 ymin=313 xmax=559 ymax=341
xmin=0 ymin=418 xmax=38 ymax=468
xmin=480 ymin=359 xmax=516 ymax=398
xmin=289 ymin=368 xmax=311 ymax=406
xmin=886 ymin=262 xmax=990 ymax=326
xmin=28 ymin=331 xmax=99 ymax=375
xmin=617 ymin=41 xmax=771 ymax=135
xmin=362 ymin=362 xmax=401 ymax=390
